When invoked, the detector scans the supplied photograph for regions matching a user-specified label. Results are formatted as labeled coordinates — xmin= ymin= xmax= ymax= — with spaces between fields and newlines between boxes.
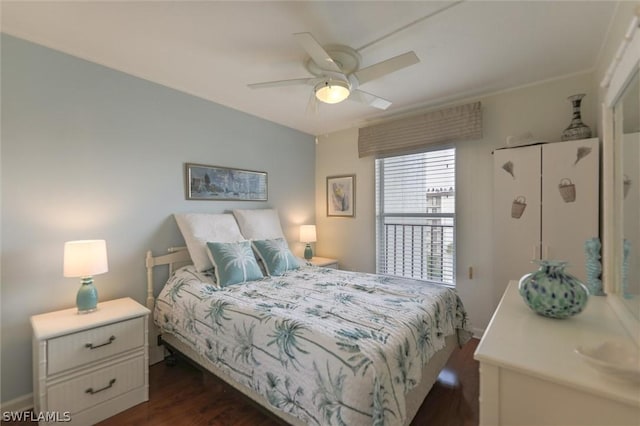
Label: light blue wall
xmin=0 ymin=34 xmax=315 ymax=403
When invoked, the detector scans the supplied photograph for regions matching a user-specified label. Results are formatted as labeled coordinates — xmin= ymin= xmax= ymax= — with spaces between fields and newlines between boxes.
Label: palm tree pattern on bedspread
xmin=154 ymin=265 xmax=472 ymax=426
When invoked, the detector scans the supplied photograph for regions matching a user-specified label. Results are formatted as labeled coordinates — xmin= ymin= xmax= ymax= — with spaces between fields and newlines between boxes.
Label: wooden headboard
xmin=145 ymin=246 xmax=191 ymax=310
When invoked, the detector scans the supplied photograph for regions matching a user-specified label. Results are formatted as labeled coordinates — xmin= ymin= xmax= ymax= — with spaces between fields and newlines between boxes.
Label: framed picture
xmin=327 ymin=174 xmax=355 ymax=217
xmin=185 ymin=163 xmax=268 ymax=201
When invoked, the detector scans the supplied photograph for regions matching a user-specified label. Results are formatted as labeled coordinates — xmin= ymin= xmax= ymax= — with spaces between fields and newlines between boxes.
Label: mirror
xmin=602 ymin=12 xmax=639 ymax=338
xmin=619 ymin=70 xmax=639 ymax=319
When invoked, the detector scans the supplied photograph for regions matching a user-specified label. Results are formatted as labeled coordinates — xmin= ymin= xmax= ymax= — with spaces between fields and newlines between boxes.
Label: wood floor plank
xmin=411 ymin=338 xmax=479 ymax=426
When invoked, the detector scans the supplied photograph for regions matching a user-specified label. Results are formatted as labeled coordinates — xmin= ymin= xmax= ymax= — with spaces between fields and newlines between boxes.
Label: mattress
xmin=154 ymin=264 xmax=472 ymax=426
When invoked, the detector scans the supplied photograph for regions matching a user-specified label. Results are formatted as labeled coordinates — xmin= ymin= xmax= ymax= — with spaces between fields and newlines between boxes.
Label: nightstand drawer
xmin=47 ymin=355 xmax=145 ymax=415
xmin=48 ymin=317 xmax=144 ymax=375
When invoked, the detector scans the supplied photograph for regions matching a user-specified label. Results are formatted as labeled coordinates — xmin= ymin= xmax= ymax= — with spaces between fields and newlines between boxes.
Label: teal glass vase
xmin=518 ymin=260 xmax=589 ymax=319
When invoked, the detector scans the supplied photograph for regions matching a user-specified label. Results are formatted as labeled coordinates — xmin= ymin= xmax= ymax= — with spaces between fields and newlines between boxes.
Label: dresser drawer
xmin=48 ymin=317 xmax=144 ymax=375
xmin=47 ymin=355 xmax=145 ymax=415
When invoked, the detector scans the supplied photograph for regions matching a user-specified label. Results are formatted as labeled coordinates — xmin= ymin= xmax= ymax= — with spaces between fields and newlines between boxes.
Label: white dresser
xmin=475 ymin=282 xmax=640 ymax=425
xmin=31 ymin=297 xmax=150 ymax=425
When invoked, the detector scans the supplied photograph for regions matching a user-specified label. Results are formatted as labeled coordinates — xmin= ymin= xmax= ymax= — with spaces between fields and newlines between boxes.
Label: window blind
xmin=376 ymin=148 xmax=455 ymax=285
xmin=359 ymin=102 xmax=481 ymax=158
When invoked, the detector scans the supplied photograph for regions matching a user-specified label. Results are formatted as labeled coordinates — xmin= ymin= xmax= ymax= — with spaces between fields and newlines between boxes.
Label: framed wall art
xmin=327 ymin=174 xmax=355 ymax=217
xmin=185 ymin=163 xmax=267 ymax=201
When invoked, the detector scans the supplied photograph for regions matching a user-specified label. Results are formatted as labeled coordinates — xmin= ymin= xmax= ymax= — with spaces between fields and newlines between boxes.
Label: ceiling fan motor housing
xmin=304 ymin=44 xmax=361 ymax=76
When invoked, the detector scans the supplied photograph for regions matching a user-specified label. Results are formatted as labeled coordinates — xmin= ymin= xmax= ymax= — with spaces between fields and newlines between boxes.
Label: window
xmin=375 ymin=148 xmax=455 ymax=285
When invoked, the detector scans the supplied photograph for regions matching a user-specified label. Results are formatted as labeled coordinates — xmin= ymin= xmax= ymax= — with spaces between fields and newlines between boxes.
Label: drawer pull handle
xmin=85 ymin=378 xmax=116 ymax=395
xmin=85 ymin=335 xmax=116 ymax=350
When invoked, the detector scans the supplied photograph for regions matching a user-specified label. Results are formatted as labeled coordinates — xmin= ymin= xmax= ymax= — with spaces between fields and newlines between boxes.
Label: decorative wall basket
xmin=502 ymin=161 xmax=515 ymax=179
xmin=561 ymin=94 xmax=592 ymax=141
xmin=559 ymin=178 xmax=576 ymax=202
xmin=511 ymin=196 xmax=527 ymax=219
xmin=624 ymin=175 xmax=632 ymax=199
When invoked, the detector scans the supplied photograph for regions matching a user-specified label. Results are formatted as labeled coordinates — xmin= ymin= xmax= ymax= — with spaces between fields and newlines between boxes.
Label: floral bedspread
xmin=154 ymin=265 xmax=472 ymax=426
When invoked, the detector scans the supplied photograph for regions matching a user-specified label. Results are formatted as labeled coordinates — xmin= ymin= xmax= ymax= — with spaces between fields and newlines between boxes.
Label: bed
xmin=145 ymin=210 xmax=472 ymax=426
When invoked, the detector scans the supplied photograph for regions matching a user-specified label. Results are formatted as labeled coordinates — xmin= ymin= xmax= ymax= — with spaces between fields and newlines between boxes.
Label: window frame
xmin=375 ymin=146 xmax=456 ymax=286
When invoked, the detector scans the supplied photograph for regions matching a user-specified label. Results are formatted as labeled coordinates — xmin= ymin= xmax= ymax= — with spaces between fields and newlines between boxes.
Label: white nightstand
xmin=31 ymin=297 xmax=150 ymax=425
xmin=308 ymin=256 xmax=339 ymax=269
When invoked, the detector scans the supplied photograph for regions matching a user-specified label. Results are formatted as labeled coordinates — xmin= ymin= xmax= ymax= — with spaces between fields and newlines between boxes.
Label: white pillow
xmin=174 ymin=213 xmax=245 ymax=272
xmin=232 ymin=208 xmax=285 ymax=240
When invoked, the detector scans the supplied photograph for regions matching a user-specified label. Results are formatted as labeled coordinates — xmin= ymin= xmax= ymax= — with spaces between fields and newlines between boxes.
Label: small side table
xmin=308 ymin=256 xmax=339 ymax=269
xmin=31 ymin=297 xmax=150 ymax=425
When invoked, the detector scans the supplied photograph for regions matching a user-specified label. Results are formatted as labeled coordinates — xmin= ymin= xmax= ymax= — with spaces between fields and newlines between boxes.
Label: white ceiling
xmin=1 ymin=1 xmax=617 ymax=136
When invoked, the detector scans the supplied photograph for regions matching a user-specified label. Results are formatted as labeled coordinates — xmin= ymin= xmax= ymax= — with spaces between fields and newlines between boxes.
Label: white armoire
xmin=493 ymin=137 xmax=599 ymax=301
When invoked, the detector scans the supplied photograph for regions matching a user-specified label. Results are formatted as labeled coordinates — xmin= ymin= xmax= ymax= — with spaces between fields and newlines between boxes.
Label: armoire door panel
xmin=542 ymin=138 xmax=599 ymax=283
xmin=493 ymin=145 xmax=542 ymax=302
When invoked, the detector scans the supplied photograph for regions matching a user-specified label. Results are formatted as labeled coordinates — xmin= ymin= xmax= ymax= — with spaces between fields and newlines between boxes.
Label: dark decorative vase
xmin=518 ymin=260 xmax=589 ymax=319
xmin=561 ymin=94 xmax=592 ymax=141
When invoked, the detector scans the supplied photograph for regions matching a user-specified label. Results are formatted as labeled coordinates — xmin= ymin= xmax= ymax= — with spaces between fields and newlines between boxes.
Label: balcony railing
xmin=378 ymin=221 xmax=455 ymax=284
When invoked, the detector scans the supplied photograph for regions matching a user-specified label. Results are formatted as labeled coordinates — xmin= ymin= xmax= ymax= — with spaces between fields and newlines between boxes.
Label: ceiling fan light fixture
xmin=315 ymin=80 xmax=350 ymax=104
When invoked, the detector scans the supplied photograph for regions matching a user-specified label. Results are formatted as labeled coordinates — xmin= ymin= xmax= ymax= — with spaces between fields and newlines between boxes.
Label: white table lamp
xmin=64 ymin=240 xmax=108 ymax=314
xmin=299 ymin=225 xmax=317 ymax=260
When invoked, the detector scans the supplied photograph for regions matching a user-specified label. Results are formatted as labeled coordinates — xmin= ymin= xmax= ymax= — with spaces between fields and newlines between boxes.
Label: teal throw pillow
xmin=252 ymin=238 xmax=300 ymax=276
xmin=206 ymin=241 xmax=263 ymax=287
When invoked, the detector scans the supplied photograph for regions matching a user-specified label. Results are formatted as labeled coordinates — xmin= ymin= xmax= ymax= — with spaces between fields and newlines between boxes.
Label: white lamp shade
xmin=64 ymin=240 xmax=109 ymax=278
xmin=299 ymin=225 xmax=317 ymax=243
xmin=315 ymin=81 xmax=350 ymax=104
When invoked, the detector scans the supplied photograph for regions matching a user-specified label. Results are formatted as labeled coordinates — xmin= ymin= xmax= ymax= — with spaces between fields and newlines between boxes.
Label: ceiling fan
xmin=247 ymin=32 xmax=420 ymax=110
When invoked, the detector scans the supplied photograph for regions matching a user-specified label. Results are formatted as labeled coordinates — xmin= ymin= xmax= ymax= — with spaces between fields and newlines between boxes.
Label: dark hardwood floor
xmin=411 ymin=338 xmax=479 ymax=426
xmin=4 ymin=338 xmax=478 ymax=426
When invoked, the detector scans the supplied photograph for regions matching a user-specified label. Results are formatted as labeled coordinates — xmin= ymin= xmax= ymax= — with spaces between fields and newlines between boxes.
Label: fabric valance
xmin=358 ymin=101 xmax=482 ymax=158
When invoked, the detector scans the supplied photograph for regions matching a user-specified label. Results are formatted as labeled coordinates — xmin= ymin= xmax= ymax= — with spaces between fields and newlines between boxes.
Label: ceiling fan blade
xmin=247 ymin=77 xmax=317 ymax=89
xmin=293 ymin=32 xmax=342 ymax=73
xmin=350 ymin=89 xmax=392 ymax=110
xmin=353 ymin=51 xmax=419 ymax=85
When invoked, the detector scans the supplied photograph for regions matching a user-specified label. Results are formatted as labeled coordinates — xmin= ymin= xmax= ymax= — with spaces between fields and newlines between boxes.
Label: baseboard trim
xmin=472 ymin=327 xmax=485 ymax=339
xmin=1 ymin=393 xmax=33 ymax=413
